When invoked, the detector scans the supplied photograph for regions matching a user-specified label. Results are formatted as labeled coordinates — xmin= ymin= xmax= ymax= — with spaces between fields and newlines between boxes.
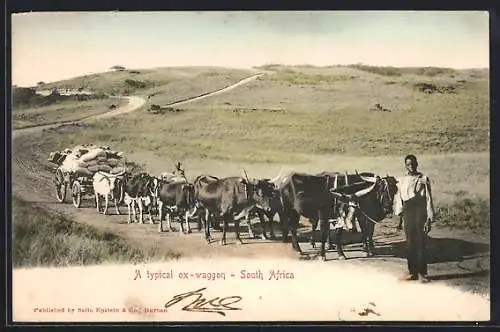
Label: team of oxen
xmin=91 ymin=168 xmax=399 ymax=260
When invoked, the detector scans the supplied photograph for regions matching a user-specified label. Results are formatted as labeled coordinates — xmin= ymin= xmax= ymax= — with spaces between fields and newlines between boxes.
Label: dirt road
xmin=11 ymin=74 xmax=490 ymax=297
xmin=12 ymin=96 xmax=146 ymax=139
xmin=161 ymin=73 xmax=266 ymax=108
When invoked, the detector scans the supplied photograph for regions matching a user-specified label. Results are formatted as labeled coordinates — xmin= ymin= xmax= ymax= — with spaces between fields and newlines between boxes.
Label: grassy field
xmin=12 ymin=196 xmax=180 ymax=268
xmin=12 ymin=97 xmax=127 ymax=129
xmin=31 ymin=65 xmax=489 ymax=159
xmin=435 ymin=192 xmax=489 ymax=233
xmin=13 ymin=64 xmax=490 ymax=230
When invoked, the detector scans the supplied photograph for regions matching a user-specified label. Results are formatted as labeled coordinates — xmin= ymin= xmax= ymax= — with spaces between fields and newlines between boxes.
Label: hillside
xmin=186 ymin=65 xmax=489 ymax=156
xmin=36 ymin=66 xmax=258 ymax=106
xmin=30 ymin=65 xmax=489 ymax=164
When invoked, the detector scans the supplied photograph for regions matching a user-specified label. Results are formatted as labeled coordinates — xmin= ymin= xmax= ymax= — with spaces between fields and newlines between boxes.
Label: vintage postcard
xmin=11 ymin=11 xmax=490 ymax=323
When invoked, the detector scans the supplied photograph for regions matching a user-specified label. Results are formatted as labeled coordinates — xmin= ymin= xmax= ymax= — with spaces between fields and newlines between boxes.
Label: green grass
xmin=12 ymin=196 xmax=180 ymax=268
xmin=347 ymin=64 xmax=406 ymax=76
xmin=346 ymin=64 xmax=461 ymax=77
xmin=435 ymin=192 xmax=490 ymax=233
xmin=12 ymin=97 xmax=127 ymax=129
xmin=16 ymin=64 xmax=489 ymax=161
xmin=267 ymin=69 xmax=354 ymax=85
xmin=256 ymin=63 xmax=485 ymax=78
xmin=37 ymin=93 xmax=487 ymax=160
xmin=166 ymin=67 xmax=488 ymax=157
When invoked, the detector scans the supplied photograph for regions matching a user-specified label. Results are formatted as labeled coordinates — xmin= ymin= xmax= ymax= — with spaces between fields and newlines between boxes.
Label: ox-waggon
xmin=51 ymin=164 xmax=125 ymax=209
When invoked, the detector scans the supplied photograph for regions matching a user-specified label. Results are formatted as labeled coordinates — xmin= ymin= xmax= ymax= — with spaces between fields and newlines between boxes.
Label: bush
xmin=12 ymin=87 xmax=108 ymax=109
xmin=12 ymin=196 xmax=180 ymax=267
xmin=435 ymin=194 xmax=490 ymax=232
xmin=414 ymin=67 xmax=457 ymax=77
xmin=269 ymin=70 xmax=352 ymax=85
xmin=414 ymin=82 xmax=458 ymax=94
xmin=124 ymin=79 xmax=147 ymax=89
xmin=347 ymin=64 xmax=402 ymax=76
xmin=12 ymin=87 xmax=39 ymax=108
xmin=149 ymin=106 xmax=184 ymax=114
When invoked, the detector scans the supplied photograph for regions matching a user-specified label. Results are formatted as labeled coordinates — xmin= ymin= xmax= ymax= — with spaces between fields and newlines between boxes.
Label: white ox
xmin=92 ymin=171 xmax=125 ymax=215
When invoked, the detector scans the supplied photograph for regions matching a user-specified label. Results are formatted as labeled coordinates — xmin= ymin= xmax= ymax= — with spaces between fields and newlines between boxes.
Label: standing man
xmin=394 ymin=154 xmax=435 ymax=283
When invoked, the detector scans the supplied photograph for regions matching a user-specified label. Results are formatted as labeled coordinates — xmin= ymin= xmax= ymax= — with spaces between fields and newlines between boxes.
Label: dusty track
xmin=162 ymin=73 xmax=266 ymax=108
xmin=13 ymin=96 xmax=147 ymax=139
xmin=11 ymin=73 xmax=490 ymax=296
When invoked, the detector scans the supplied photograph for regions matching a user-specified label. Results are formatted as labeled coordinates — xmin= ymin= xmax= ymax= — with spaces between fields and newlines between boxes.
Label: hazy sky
xmin=12 ymin=11 xmax=489 ymax=87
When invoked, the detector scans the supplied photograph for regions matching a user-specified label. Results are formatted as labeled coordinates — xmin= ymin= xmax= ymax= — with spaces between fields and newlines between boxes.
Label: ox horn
xmin=270 ymin=167 xmax=284 ymax=184
xmin=354 ymin=181 xmax=377 ymax=198
xmin=359 ymin=173 xmax=377 ymax=183
xmin=329 ymin=189 xmax=353 ymax=201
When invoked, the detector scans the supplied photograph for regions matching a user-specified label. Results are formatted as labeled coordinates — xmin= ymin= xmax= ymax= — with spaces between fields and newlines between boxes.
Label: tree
xmin=12 ymin=87 xmax=37 ymax=108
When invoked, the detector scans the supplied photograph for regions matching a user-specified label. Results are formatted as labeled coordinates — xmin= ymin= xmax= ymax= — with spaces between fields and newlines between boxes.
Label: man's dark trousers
xmin=403 ymin=196 xmax=428 ymax=276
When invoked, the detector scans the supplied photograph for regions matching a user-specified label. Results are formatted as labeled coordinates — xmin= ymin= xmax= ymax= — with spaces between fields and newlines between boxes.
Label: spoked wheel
xmin=55 ymin=168 xmax=67 ymax=203
xmin=72 ymin=181 xmax=82 ymax=208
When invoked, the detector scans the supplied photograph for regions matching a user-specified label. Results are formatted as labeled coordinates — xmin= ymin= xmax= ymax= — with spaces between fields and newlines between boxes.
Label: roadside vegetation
xmin=12 ymin=86 xmax=127 ymax=129
xmin=12 ymin=196 xmax=180 ymax=268
xmin=13 ymin=86 xmax=109 ymax=109
xmin=435 ymin=192 xmax=490 ymax=233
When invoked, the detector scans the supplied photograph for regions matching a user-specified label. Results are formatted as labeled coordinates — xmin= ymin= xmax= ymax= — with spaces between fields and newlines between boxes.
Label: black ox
xmin=193 ymin=171 xmax=277 ymax=245
xmin=329 ymin=174 xmax=398 ymax=258
xmin=155 ymin=178 xmax=196 ymax=234
xmin=274 ymin=171 xmax=398 ymax=260
xmin=122 ymin=172 xmax=158 ymax=224
xmin=249 ymin=171 xmax=375 ymax=243
xmin=308 ymin=171 xmax=378 ymax=249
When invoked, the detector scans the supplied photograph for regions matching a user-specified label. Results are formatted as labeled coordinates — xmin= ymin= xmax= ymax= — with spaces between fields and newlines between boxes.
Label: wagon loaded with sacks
xmin=48 ymin=144 xmax=127 ymax=208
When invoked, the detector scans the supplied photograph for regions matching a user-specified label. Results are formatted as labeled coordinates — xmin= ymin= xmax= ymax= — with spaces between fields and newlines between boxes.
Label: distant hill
xmin=18 ymin=64 xmax=489 ymax=158
xmin=36 ymin=66 xmax=258 ymax=100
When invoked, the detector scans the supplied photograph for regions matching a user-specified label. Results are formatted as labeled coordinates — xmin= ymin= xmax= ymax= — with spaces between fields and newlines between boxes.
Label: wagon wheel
xmin=72 ymin=181 xmax=82 ymax=208
xmin=55 ymin=168 xmax=67 ymax=203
